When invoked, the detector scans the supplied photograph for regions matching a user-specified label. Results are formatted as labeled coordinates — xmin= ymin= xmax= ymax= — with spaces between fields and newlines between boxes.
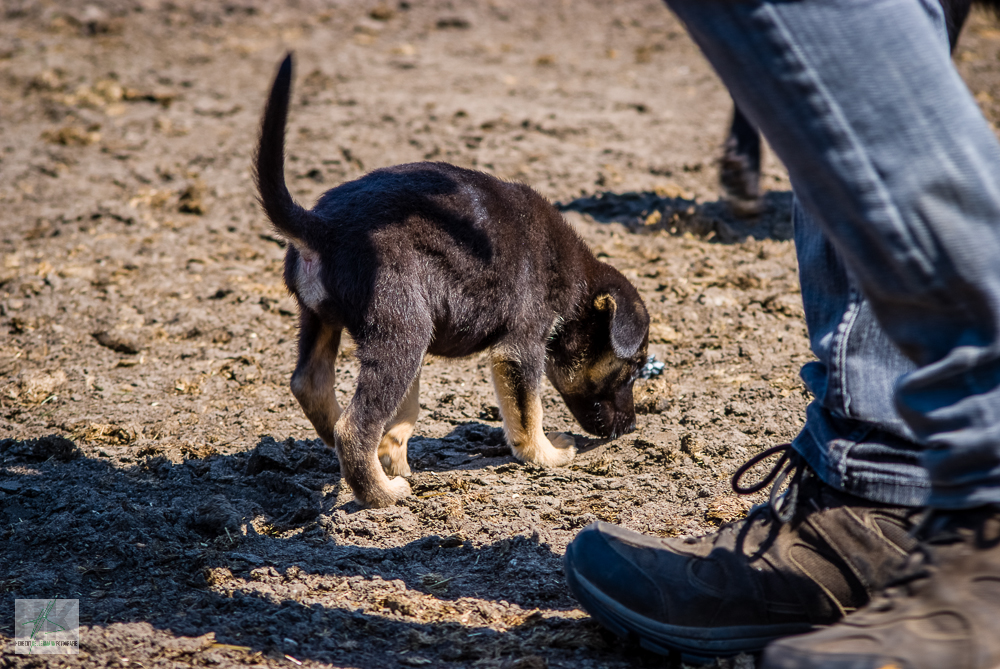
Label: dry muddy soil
xmin=3 ymin=2 xmax=1000 ymax=668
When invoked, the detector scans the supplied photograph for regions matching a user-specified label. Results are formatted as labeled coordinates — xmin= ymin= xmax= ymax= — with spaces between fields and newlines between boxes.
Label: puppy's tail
xmin=254 ymin=53 xmax=316 ymax=243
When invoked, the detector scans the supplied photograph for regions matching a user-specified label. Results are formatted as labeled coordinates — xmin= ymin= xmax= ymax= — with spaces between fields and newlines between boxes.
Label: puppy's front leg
xmin=378 ymin=370 xmax=419 ymax=477
xmin=491 ymin=356 xmax=576 ymax=467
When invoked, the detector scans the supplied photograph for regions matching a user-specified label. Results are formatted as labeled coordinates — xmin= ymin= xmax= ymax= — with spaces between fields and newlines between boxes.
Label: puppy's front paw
xmin=545 ymin=431 xmax=577 ymax=466
xmin=510 ymin=431 xmax=576 ymax=468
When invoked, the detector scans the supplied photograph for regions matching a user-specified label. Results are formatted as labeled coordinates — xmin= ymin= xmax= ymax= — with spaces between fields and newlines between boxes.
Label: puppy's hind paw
xmin=387 ymin=475 xmax=412 ymax=500
xmin=544 ymin=431 xmax=577 ymax=466
xmin=379 ymin=453 xmax=413 ymax=478
xmin=355 ymin=476 xmax=413 ymax=508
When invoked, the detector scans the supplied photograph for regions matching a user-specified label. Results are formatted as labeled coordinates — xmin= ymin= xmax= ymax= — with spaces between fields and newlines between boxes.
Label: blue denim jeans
xmin=664 ymin=0 xmax=1000 ymax=509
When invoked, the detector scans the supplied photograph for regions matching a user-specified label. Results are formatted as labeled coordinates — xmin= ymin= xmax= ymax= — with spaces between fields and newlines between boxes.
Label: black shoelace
xmin=731 ymin=443 xmax=808 ymax=523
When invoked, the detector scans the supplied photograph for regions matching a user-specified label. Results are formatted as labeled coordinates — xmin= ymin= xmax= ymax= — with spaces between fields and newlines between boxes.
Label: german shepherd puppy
xmin=255 ymin=54 xmax=649 ymax=508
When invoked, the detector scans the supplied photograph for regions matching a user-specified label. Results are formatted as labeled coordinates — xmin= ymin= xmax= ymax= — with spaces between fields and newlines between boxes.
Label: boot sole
xmin=565 ymin=550 xmax=815 ymax=658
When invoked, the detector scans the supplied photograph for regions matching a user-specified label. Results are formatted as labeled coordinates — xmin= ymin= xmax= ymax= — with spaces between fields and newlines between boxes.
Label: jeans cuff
xmin=792 ymin=402 xmax=930 ymax=507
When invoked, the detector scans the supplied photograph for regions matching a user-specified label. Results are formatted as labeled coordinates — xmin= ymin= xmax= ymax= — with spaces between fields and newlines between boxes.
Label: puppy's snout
xmin=617 ymin=417 xmax=637 ymax=438
xmin=608 ymin=382 xmax=638 ymax=437
xmin=607 ymin=409 xmax=636 ymax=439
xmin=570 ymin=397 xmax=635 ymax=439
xmin=558 ymin=370 xmax=639 ymax=439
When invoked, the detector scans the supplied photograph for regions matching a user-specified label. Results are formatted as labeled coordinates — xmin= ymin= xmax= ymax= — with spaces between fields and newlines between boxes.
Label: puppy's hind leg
xmin=290 ymin=310 xmax=343 ymax=449
xmin=335 ymin=339 xmax=426 ymax=508
xmin=378 ymin=369 xmax=420 ymax=477
xmin=491 ymin=353 xmax=576 ymax=467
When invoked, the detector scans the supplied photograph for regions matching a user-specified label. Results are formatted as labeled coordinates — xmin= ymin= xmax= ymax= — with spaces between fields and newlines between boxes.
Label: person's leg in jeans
xmin=793 ymin=198 xmax=928 ymax=506
xmin=564 ymin=0 xmax=1000 ymax=665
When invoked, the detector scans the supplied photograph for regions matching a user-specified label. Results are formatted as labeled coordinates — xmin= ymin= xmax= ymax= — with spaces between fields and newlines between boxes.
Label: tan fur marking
xmin=290 ymin=324 xmax=342 ymax=447
xmin=586 ymin=350 xmax=620 ymax=384
xmin=593 ymin=293 xmax=616 ymax=312
xmin=491 ymin=357 xmax=575 ymax=467
xmin=550 ymin=349 xmax=619 ymax=396
xmin=378 ymin=372 xmax=420 ymax=477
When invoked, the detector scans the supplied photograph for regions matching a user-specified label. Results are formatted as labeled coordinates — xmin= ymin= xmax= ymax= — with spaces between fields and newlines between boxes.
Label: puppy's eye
xmin=627 ymin=359 xmax=646 ymax=382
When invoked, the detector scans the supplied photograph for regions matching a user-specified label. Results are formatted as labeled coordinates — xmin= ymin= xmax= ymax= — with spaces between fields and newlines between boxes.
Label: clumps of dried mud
xmin=3 ymin=1 xmax=1000 ymax=668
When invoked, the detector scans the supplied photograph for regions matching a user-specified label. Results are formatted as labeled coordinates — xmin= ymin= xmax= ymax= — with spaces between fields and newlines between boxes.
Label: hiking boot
xmin=761 ymin=507 xmax=1000 ymax=669
xmin=563 ymin=444 xmax=922 ymax=658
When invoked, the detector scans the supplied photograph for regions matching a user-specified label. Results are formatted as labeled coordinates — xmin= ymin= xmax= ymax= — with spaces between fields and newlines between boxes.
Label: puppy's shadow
xmin=556 ymin=189 xmax=794 ymax=242
xmin=408 ymin=422 xmax=614 ymax=474
xmin=404 ymin=421 xmax=606 ymax=475
xmin=570 ymin=435 xmax=615 ymax=456
xmin=404 ymin=421 xmax=517 ymax=472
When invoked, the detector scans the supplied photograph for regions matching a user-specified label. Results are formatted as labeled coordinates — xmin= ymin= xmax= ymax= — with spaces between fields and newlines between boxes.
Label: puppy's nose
xmin=609 ymin=418 xmax=636 ymax=439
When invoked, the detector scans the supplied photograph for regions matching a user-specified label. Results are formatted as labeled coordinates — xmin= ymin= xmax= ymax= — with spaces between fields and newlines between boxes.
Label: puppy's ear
xmin=593 ymin=293 xmax=648 ymax=358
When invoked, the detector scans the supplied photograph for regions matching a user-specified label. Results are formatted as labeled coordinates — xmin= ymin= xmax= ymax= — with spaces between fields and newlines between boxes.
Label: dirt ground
xmin=3 ymin=1 xmax=1000 ymax=668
